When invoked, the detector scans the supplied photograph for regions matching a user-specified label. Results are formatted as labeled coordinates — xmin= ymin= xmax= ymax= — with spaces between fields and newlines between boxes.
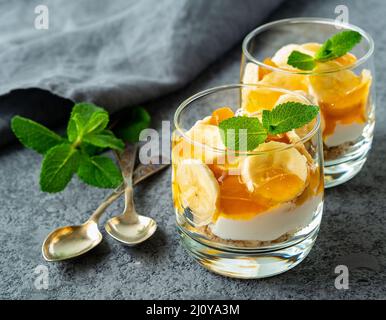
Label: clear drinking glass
xmin=241 ymin=18 xmax=375 ymax=188
xmin=172 ymin=84 xmax=324 ymax=279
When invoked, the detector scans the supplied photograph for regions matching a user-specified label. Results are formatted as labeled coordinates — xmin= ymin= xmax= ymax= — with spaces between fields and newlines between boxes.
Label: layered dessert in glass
xmin=241 ymin=18 xmax=375 ymax=187
xmin=172 ymin=84 xmax=324 ymax=278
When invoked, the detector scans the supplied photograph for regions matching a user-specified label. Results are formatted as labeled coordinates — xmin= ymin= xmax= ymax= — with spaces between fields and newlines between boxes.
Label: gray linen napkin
xmin=0 ymin=0 xmax=283 ymax=146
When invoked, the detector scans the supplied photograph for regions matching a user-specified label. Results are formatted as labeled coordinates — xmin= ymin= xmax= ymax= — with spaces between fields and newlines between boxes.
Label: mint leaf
xmin=287 ymin=51 xmax=316 ymax=70
xmin=81 ymin=142 xmax=106 ymax=156
xmin=315 ymin=30 xmax=362 ymax=62
xmin=77 ymin=155 xmax=122 ymax=188
xmin=114 ymin=107 xmax=151 ymax=143
xmin=262 ymin=102 xmax=319 ymax=135
xmin=40 ymin=144 xmax=80 ymax=193
xmin=67 ymin=103 xmax=109 ymax=142
xmin=219 ymin=117 xmax=267 ymax=151
xmin=83 ymin=130 xmax=124 ymax=151
xmin=66 ymin=114 xmax=79 ymax=143
xmin=11 ymin=116 xmax=64 ymax=154
xmin=83 ymin=111 xmax=109 ymax=135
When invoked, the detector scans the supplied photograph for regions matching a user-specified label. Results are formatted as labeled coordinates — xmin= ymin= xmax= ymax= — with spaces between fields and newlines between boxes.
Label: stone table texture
xmin=1 ymin=0 xmax=385 ymax=299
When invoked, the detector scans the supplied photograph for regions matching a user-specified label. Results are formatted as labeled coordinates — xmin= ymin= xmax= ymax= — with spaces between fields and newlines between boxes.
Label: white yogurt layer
xmin=324 ymin=122 xmax=365 ymax=148
xmin=209 ymin=195 xmax=322 ymax=242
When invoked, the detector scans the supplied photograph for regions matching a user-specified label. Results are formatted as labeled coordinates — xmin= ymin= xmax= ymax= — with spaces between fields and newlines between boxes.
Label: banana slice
xmin=185 ymin=123 xmax=225 ymax=164
xmin=194 ymin=115 xmax=212 ymax=126
xmin=241 ymin=62 xmax=259 ymax=85
xmin=173 ymin=121 xmax=226 ymax=165
xmin=175 ymin=159 xmax=220 ymax=226
xmin=274 ymin=92 xmax=309 ymax=105
xmin=241 ymin=141 xmax=308 ymax=203
xmin=286 ymin=130 xmax=314 ymax=164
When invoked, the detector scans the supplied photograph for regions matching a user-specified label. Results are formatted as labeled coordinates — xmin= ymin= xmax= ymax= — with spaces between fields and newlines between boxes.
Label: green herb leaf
xmin=114 ymin=107 xmax=151 ymax=143
xmin=287 ymin=51 xmax=316 ymax=70
xmin=40 ymin=144 xmax=80 ymax=193
xmin=80 ymin=142 xmax=106 ymax=156
xmin=11 ymin=116 xmax=64 ymax=154
xmin=219 ymin=117 xmax=267 ymax=151
xmin=77 ymin=155 xmax=122 ymax=188
xmin=262 ymin=102 xmax=319 ymax=135
xmin=67 ymin=103 xmax=109 ymax=142
xmin=83 ymin=111 xmax=109 ymax=135
xmin=83 ymin=130 xmax=124 ymax=151
xmin=315 ymin=30 xmax=362 ymax=62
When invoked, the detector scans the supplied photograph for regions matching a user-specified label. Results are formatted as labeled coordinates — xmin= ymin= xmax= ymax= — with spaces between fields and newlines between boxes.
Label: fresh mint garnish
xmin=219 ymin=117 xmax=267 ymax=151
xmin=77 ymin=154 xmax=123 ymax=189
xmin=11 ymin=102 xmax=150 ymax=193
xmin=287 ymin=30 xmax=362 ymax=70
xmin=11 ymin=116 xmax=65 ymax=154
xmin=219 ymin=102 xmax=319 ymax=151
xmin=314 ymin=30 xmax=362 ymax=62
xmin=262 ymin=102 xmax=319 ymax=134
xmin=40 ymin=144 xmax=81 ymax=193
xmin=67 ymin=103 xmax=109 ymax=143
xmin=287 ymin=51 xmax=316 ymax=71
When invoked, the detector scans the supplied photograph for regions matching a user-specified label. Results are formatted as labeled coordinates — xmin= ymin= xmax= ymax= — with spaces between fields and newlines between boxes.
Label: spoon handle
xmin=88 ymin=156 xmax=169 ymax=223
xmin=116 ymin=143 xmax=137 ymax=186
xmin=88 ymin=184 xmax=125 ymax=223
xmin=117 ymin=143 xmax=139 ymax=224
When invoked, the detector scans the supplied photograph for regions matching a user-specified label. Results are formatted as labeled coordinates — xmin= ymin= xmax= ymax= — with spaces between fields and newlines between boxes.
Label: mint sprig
xmin=287 ymin=30 xmax=362 ymax=70
xmin=287 ymin=51 xmax=316 ymax=71
xmin=67 ymin=103 xmax=109 ymax=143
xmin=11 ymin=102 xmax=150 ymax=193
xmin=219 ymin=102 xmax=319 ymax=151
xmin=219 ymin=117 xmax=267 ymax=151
xmin=315 ymin=30 xmax=362 ymax=62
xmin=262 ymin=102 xmax=319 ymax=134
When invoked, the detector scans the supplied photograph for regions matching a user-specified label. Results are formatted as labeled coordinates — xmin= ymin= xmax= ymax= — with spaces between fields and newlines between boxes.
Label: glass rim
xmin=242 ymin=17 xmax=375 ymax=76
xmin=173 ymin=83 xmax=321 ymax=155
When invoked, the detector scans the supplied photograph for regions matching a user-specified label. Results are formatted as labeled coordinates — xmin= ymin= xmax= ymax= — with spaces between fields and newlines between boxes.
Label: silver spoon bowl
xmin=105 ymin=215 xmax=157 ymax=246
xmin=42 ymin=221 xmax=102 ymax=262
xmin=105 ymin=143 xmax=157 ymax=245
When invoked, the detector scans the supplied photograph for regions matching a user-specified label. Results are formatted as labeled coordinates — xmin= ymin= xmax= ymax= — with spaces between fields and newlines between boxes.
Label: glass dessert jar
xmin=172 ymin=84 xmax=324 ymax=278
xmin=241 ymin=18 xmax=375 ymax=188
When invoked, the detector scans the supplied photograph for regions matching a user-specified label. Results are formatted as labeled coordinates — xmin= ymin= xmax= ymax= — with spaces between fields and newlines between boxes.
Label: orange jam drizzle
xmin=319 ymin=78 xmax=371 ymax=139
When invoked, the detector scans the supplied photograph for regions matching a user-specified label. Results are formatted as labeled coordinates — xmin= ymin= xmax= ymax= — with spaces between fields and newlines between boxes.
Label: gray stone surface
xmin=0 ymin=0 xmax=385 ymax=299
